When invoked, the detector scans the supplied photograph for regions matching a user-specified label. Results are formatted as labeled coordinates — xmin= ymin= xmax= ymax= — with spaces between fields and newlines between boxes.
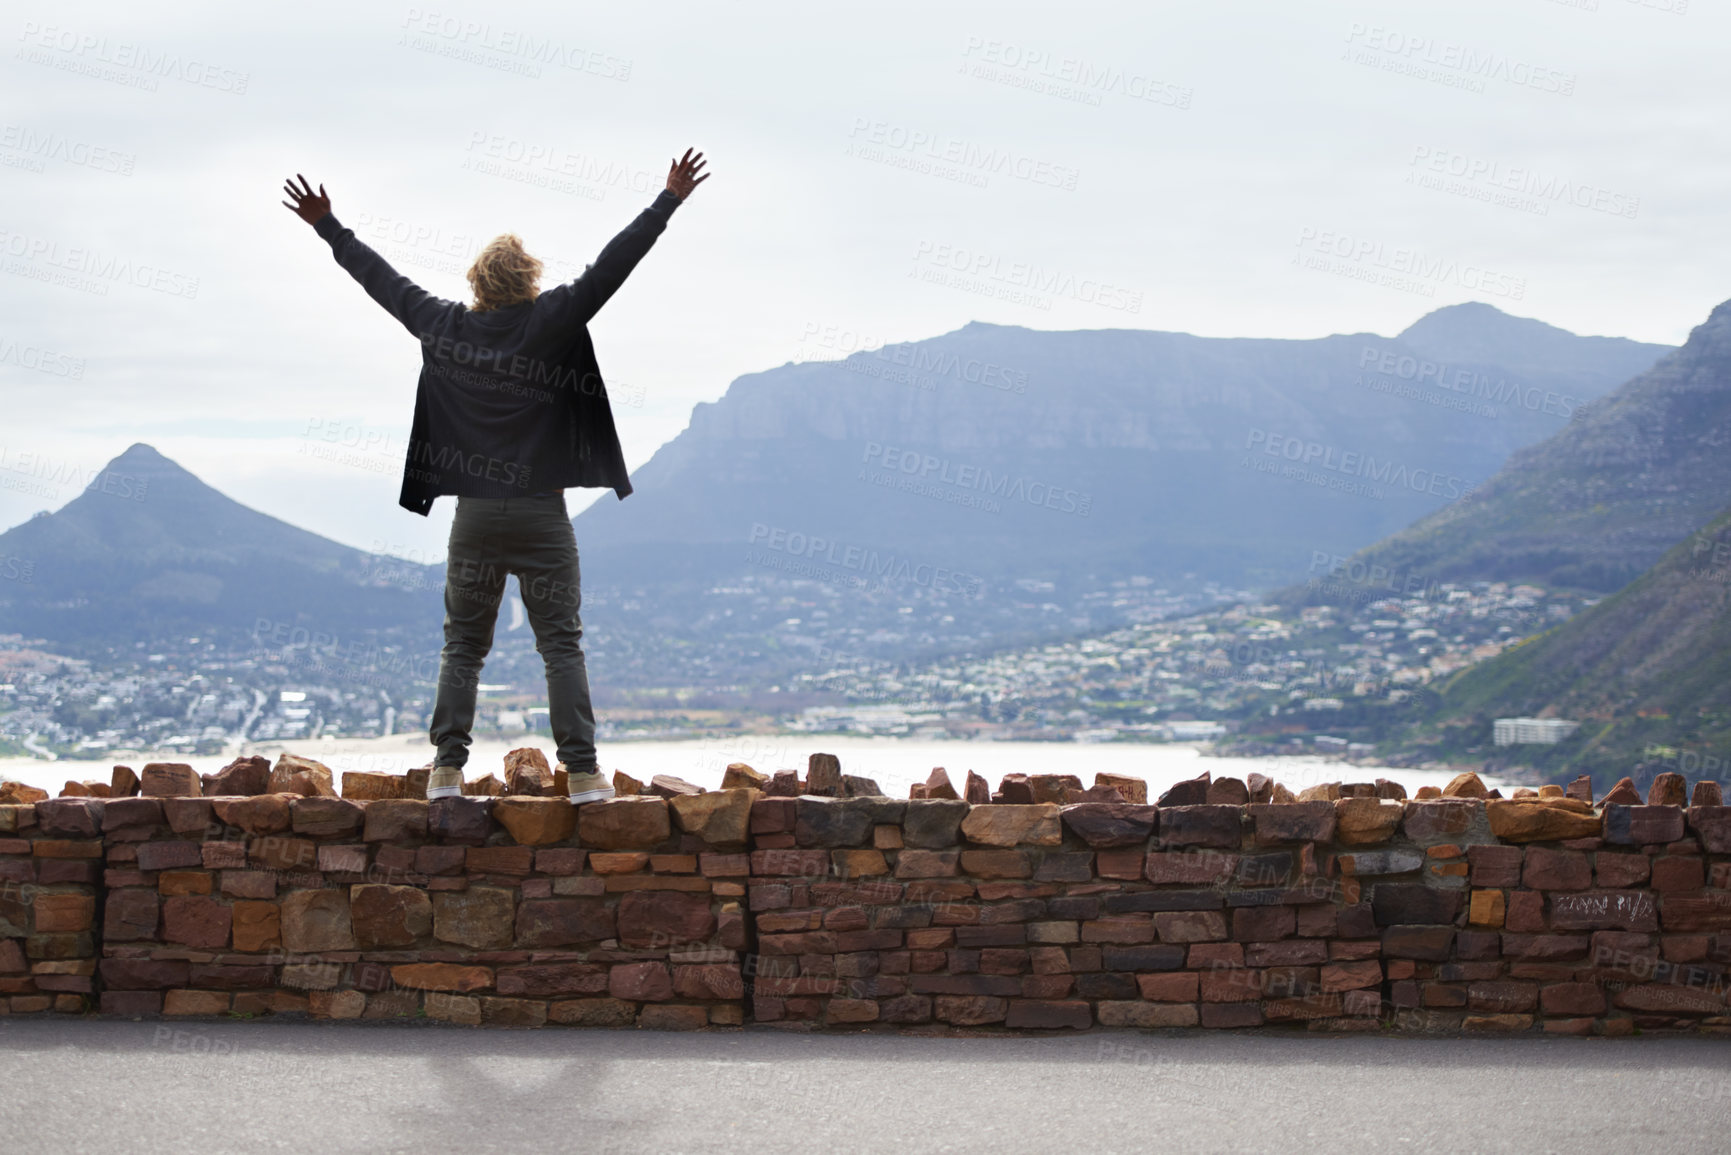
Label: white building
xmin=1493 ymin=717 xmax=1580 ymax=746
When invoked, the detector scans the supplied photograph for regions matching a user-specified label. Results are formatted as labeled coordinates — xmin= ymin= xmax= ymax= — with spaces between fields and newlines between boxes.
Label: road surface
xmin=0 ymin=1020 xmax=1723 ymax=1154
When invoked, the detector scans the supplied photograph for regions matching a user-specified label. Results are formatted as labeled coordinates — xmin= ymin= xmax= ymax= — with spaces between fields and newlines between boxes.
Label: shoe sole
xmin=426 ymin=785 xmax=463 ymax=799
xmin=569 ymin=787 xmax=614 ymax=804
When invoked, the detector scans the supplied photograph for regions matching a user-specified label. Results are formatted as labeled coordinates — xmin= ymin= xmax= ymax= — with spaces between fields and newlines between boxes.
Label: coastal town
xmin=0 ymin=573 xmax=1588 ymax=764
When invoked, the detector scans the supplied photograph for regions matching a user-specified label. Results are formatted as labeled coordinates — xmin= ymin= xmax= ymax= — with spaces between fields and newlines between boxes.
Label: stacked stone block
xmin=93 ymin=791 xmax=751 ymax=1027
xmin=0 ymin=799 xmax=105 ymax=1014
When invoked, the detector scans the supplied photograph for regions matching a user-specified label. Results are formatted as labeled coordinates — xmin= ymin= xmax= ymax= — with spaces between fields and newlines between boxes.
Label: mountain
xmin=1404 ymin=502 xmax=1731 ymax=786
xmin=577 ymin=305 xmax=1668 ymax=596
xmin=0 ymin=444 xmax=442 ymax=648
xmin=1301 ymin=298 xmax=1731 ymax=597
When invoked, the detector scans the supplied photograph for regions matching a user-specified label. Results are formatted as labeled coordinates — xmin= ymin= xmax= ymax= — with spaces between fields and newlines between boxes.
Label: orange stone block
xmin=32 ymin=894 xmax=94 ymax=933
xmin=391 ymin=963 xmax=494 ymax=992
xmin=158 ymin=871 xmax=213 ymax=896
xmin=589 ymin=852 xmax=650 ymax=874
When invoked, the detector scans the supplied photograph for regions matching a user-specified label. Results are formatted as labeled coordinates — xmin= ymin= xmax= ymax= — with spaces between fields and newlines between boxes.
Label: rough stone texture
xmin=268 ymin=754 xmax=338 ymax=798
xmin=350 ymin=884 xmax=433 ymax=948
xmin=960 ymin=804 xmax=1061 ymax=847
xmin=721 ymin=763 xmax=767 ymax=791
xmin=203 ymin=755 xmax=271 ymax=797
xmin=279 ymin=890 xmax=355 ymax=952
xmin=617 ymin=890 xmax=717 ymax=948
xmin=577 ymin=797 xmax=671 ymax=850
xmin=340 ymin=771 xmax=405 ymax=801
xmin=515 ymin=899 xmax=616 ymax=947
xmin=493 ymin=798 xmax=576 ymax=846
xmin=1095 ymin=773 xmax=1147 ymax=805
xmin=1158 ymin=806 xmax=1243 ymax=849
xmin=670 ymin=789 xmax=756 ymax=847
xmin=1157 ymin=774 xmax=1210 ymax=808
xmin=502 ymin=748 xmax=555 ymax=796
xmin=1249 ymin=802 xmax=1335 ymax=844
xmin=806 ymin=753 xmax=844 ymax=798
xmin=140 ymin=763 xmax=200 ymax=798
xmin=921 ymin=768 xmax=960 ymax=801
xmin=1060 ymin=803 xmax=1157 ymax=848
xmin=291 ymin=797 xmax=365 ymax=838
xmin=1647 ymin=772 xmax=1688 ymax=808
xmin=1334 ymin=798 xmax=1403 ymax=845
xmin=433 ymin=888 xmax=516 ymax=949
xmin=902 ymin=799 xmax=969 ymax=848
xmin=1486 ymin=802 xmax=1602 ymax=843
xmin=364 ymin=800 xmax=430 ymax=843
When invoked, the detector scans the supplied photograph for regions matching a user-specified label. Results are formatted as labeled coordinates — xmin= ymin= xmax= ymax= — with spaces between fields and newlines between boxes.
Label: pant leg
xmin=503 ymin=494 xmax=597 ymax=770
xmin=429 ymin=497 xmax=509 ymax=769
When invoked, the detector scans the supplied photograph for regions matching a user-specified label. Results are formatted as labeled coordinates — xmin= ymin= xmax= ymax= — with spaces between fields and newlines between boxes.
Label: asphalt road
xmin=1 ymin=1020 xmax=1726 ymax=1154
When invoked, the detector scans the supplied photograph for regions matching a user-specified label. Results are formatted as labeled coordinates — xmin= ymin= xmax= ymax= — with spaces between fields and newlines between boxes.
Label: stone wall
xmin=85 ymin=791 xmax=750 ymax=1027
xmin=5 ymin=779 xmax=1731 ymax=1035
xmin=0 ymin=799 xmax=106 ymax=1011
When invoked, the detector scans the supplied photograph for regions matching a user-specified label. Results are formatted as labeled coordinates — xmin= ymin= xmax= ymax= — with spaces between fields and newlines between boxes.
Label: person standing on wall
xmin=282 ymin=149 xmax=710 ymax=801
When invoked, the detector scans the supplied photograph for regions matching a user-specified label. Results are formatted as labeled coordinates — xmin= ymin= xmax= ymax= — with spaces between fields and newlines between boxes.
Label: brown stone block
xmin=161 ymin=896 xmax=231 ymax=950
xmin=158 ymin=871 xmax=212 ymax=897
xmin=960 ymin=804 xmax=1061 ymax=848
xmin=231 ymin=901 xmax=280 ymax=952
xmin=163 ymin=989 xmax=231 ymax=1016
xmin=279 ymin=889 xmax=354 ymax=952
xmin=515 ymin=898 xmax=615 ymax=947
xmin=1138 ymin=971 xmax=1201 ymax=1001
xmin=349 ymin=884 xmax=432 ymax=948
xmin=578 ymin=797 xmax=671 ymax=850
xmin=268 ymin=754 xmax=337 ymax=798
xmin=432 ymin=887 xmax=515 ymax=949
xmin=393 ymin=963 xmax=493 ymax=992
xmin=284 ymin=799 xmax=361 ymax=841
xmin=31 ymin=894 xmax=93 ymax=933
xmin=1486 ymin=801 xmax=1601 ymax=843
xmin=1334 ymin=798 xmax=1402 ymax=846
xmin=363 ymin=799 xmax=430 ymax=843
xmin=491 ymin=798 xmax=575 ymax=846
xmin=140 ymin=763 xmax=200 ymax=798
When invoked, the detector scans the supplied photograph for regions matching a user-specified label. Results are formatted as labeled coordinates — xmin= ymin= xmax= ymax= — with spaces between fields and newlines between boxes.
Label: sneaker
xmin=426 ymin=765 xmax=464 ymax=800
xmin=564 ymin=767 xmax=613 ymax=804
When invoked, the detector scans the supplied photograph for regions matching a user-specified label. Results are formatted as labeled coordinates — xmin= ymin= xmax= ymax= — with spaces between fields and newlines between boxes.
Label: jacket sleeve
xmin=312 ymin=212 xmax=455 ymax=338
xmin=544 ymin=189 xmax=682 ymax=325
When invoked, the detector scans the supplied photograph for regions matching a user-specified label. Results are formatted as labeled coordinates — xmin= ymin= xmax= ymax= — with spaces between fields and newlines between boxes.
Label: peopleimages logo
xmin=862 ymin=442 xmax=1090 ymax=515
xmin=1358 ymin=345 xmax=1577 ymax=418
xmin=746 ymin=524 xmax=985 ymax=598
xmin=1244 ymin=428 xmax=1478 ymax=501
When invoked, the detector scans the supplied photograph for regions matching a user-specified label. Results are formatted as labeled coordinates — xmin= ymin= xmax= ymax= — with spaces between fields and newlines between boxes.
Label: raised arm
xmin=547 ymin=148 xmax=710 ymax=325
xmin=282 ymin=174 xmax=455 ymax=338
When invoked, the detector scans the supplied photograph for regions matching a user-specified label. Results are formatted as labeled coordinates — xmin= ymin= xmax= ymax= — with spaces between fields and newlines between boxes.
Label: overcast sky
xmin=1 ymin=0 xmax=1723 ymax=561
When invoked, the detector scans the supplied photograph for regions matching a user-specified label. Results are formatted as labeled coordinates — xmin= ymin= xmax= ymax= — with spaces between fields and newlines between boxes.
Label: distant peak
xmin=101 ymin=443 xmax=200 ymax=481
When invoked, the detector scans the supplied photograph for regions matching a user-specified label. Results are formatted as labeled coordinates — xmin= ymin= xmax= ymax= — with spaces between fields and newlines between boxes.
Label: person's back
xmin=283 ymin=149 xmax=710 ymax=799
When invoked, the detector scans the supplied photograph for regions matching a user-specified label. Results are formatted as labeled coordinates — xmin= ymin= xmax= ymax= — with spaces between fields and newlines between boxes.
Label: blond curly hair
xmin=467 ymin=233 xmax=543 ymax=311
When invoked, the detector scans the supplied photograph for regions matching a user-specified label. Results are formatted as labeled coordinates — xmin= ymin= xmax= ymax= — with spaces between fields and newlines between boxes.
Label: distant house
xmin=1493 ymin=717 xmax=1580 ymax=746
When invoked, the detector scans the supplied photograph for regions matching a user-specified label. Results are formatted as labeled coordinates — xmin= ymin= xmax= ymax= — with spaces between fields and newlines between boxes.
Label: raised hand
xmin=665 ymin=148 xmax=709 ymax=201
xmin=282 ymin=174 xmax=332 ymax=225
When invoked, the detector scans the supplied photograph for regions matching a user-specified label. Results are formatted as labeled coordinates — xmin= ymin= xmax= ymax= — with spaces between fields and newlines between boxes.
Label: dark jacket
xmin=312 ymin=189 xmax=682 ymax=515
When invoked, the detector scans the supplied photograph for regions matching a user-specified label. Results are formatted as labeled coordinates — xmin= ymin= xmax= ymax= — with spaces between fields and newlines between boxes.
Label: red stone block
xmin=466 ymin=846 xmax=534 ymax=876
xmin=1539 ymin=982 xmax=1606 ymax=1016
xmin=1200 ymin=967 xmax=1262 ymax=1002
xmin=616 ymin=890 xmax=714 ymax=948
xmin=1188 ymin=942 xmax=1244 ymax=968
xmin=161 ymin=896 xmax=230 ymax=949
xmin=1467 ymin=844 xmax=1522 ymax=888
xmin=1595 ymin=853 xmax=1650 ymax=889
xmin=1004 ymin=999 xmax=1090 ymax=1029
xmin=1199 ymin=1002 xmax=1262 ymax=1028
xmin=1095 ymin=850 xmax=1144 ymax=880
xmin=1522 ymin=848 xmax=1590 ymax=891
xmin=1020 ymin=974 xmax=1074 ymax=999
xmin=1505 ymin=890 xmax=1545 ymax=933
xmin=1138 ymin=971 xmax=1200 ymax=1001
xmin=672 ymin=964 xmax=744 ymax=1000
xmin=1231 ymin=906 xmax=1295 ymax=942
xmin=608 ymin=961 xmax=673 ymax=1001
xmin=1651 ymin=857 xmax=1706 ymax=891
